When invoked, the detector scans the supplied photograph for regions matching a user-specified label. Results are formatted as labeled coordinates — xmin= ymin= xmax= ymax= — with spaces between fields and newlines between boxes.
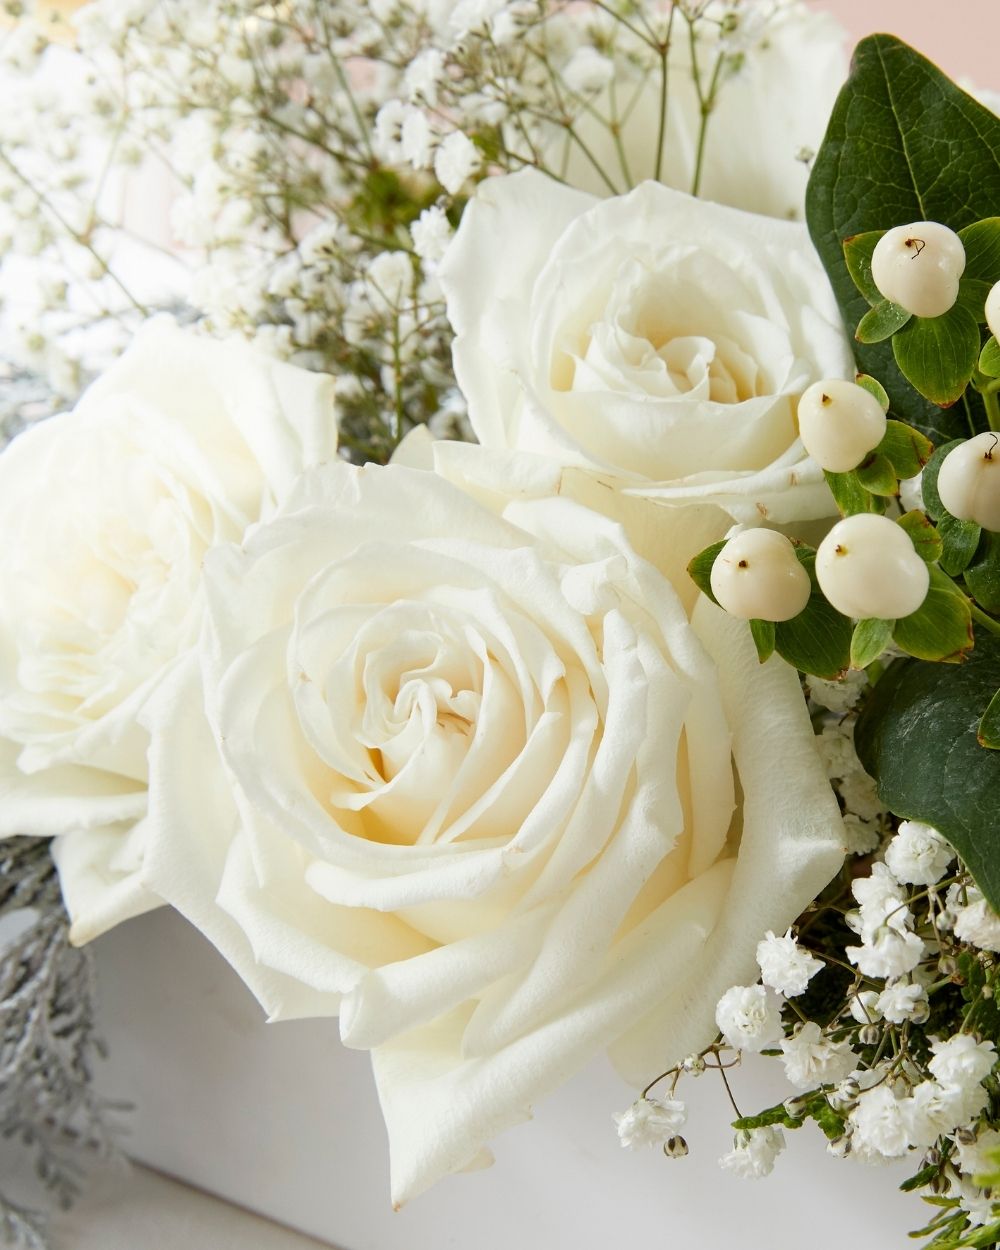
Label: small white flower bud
xmin=709 ymin=529 xmax=811 ymax=622
xmin=937 ymin=432 xmax=1000 ymax=531
xmin=815 ymin=513 xmax=930 ymax=620
xmin=797 ymin=379 xmax=887 ymax=473
xmin=987 ymin=281 xmax=1000 ymax=343
xmin=871 ymin=221 xmax=966 ymax=318
xmin=663 ymin=1134 xmax=689 ymax=1158
xmin=857 ymin=1024 xmax=881 ymax=1047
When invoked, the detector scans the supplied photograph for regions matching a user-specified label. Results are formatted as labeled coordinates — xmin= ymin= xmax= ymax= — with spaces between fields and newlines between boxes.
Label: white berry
xmin=986 ymin=280 xmax=1000 ymax=342
xmin=870 ymin=221 xmax=966 ymax=319
xmin=797 ymin=379 xmax=887 ymax=473
xmin=710 ymin=529 xmax=811 ymax=622
xmin=937 ymin=432 xmax=1000 ymax=531
xmin=816 ymin=514 xmax=929 ymax=620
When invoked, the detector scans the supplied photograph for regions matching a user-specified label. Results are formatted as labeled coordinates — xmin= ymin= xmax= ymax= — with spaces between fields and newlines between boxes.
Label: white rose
xmin=553 ymin=3 xmax=848 ymax=221
xmin=0 ymin=318 xmax=336 ymax=943
xmin=141 ymin=456 xmax=844 ymax=1204
xmin=439 ymin=171 xmax=854 ymax=524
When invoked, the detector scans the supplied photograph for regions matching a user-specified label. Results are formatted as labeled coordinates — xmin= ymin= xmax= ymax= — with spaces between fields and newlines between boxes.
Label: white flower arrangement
xmin=2 ymin=3 xmax=1000 ymax=1249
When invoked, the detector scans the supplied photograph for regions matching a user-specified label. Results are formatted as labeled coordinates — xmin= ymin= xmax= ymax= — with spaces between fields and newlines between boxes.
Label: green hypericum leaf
xmin=959 ymin=217 xmax=1000 ymax=283
xmin=964 ymin=531 xmax=1000 ymax=613
xmin=855 ymin=299 xmax=910 ymax=344
xmin=686 ymin=540 xmax=725 ymax=606
xmin=897 ymin=509 xmax=943 ymax=564
xmin=773 ymin=548 xmax=851 ymax=679
xmin=891 ymin=567 xmax=973 ymax=663
xmin=749 ymin=618 xmax=776 ymax=664
xmin=851 ymin=617 xmax=893 ymax=669
xmin=855 ymin=634 xmax=1000 ymax=910
xmin=980 ymin=336 xmax=1000 ymax=377
xmin=875 ymin=419 xmax=933 ymax=479
xmin=956 ymin=277 xmax=995 ymax=322
xmin=823 ymin=469 xmax=883 ymax=516
xmin=978 ymin=687 xmax=1000 ymax=749
xmin=938 ymin=512 xmax=983 ymax=577
xmin=843 ymin=230 xmax=885 ymax=305
xmin=807 ymin=35 xmax=1000 ymax=444
xmin=854 ymin=453 xmax=897 ymax=496
xmin=855 ymin=373 xmax=890 ymax=411
xmin=891 ymin=304 xmax=980 ymax=407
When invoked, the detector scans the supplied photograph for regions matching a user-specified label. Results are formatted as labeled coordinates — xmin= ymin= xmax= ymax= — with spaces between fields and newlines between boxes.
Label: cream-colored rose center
xmin=553 ymin=254 xmax=782 ymax=407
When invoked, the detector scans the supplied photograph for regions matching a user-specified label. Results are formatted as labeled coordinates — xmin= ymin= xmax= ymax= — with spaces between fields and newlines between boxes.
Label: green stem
xmin=652 ymin=7 xmax=676 ymax=184
xmin=984 ymin=386 xmax=1000 ymax=432
xmin=971 ymin=600 xmax=1000 ymax=637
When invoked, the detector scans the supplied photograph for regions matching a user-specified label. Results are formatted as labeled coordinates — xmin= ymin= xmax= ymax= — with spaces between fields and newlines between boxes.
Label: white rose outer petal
xmin=0 ymin=318 xmax=336 ymax=943
xmin=439 ymin=170 xmax=854 ymax=525
xmin=141 ymin=458 xmax=845 ymax=1206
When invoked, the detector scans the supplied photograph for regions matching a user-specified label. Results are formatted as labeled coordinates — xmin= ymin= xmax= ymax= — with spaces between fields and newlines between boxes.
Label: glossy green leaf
xmin=773 ymin=548 xmax=852 ymax=679
xmin=891 ymin=567 xmax=973 ymax=663
xmin=686 ymin=540 xmax=725 ymax=606
xmin=875 ymin=419 xmax=933 ymax=480
xmin=807 ymin=35 xmax=1000 ymax=443
xmin=823 ymin=469 xmax=883 ymax=517
xmin=855 ymin=634 xmax=1000 ymax=910
xmin=958 ymin=217 xmax=1000 ymax=283
xmin=843 ymin=230 xmax=885 ymax=305
xmin=892 ymin=304 xmax=980 ymax=407
xmin=749 ymin=618 xmax=776 ymax=664
xmin=855 ymin=373 xmax=890 ymax=411
xmin=856 ymin=299 xmax=910 ymax=344
xmin=980 ymin=336 xmax=1000 ymax=378
xmin=851 ymin=617 xmax=893 ymax=669
xmin=956 ymin=277 xmax=995 ymax=322
xmin=896 ymin=509 xmax=943 ymax=564
xmin=854 ymin=453 xmax=897 ymax=496
xmin=964 ymin=531 xmax=1000 ymax=614
xmin=978 ymin=687 xmax=1000 ymax=749
xmin=938 ymin=512 xmax=983 ymax=577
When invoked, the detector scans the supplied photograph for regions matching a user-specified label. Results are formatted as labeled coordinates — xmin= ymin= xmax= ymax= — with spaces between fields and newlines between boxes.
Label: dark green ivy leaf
xmin=855 ymin=634 xmax=1000 ymax=910
xmin=807 ymin=35 xmax=1000 ymax=442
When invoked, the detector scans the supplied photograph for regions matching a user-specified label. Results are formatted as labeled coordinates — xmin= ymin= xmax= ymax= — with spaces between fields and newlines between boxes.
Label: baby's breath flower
xmin=779 ymin=1022 xmax=856 ymax=1090
xmin=718 ymin=1126 xmax=785 ymax=1178
xmin=885 ymin=821 xmax=955 ymax=886
xmin=434 ymin=130 xmax=481 ymax=194
xmin=876 ymin=981 xmax=929 ymax=1025
xmin=755 ymin=928 xmax=823 ymax=997
xmin=613 ymin=1097 xmax=686 ymax=1150
xmin=715 ymin=984 xmax=783 ymax=1052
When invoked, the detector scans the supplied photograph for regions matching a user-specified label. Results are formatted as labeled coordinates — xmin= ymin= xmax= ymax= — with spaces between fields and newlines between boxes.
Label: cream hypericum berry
xmin=816 ymin=514 xmax=929 ymax=620
xmin=710 ymin=529 xmax=811 ymax=622
xmin=797 ymin=379 xmax=887 ymax=472
xmin=986 ymin=281 xmax=1000 ymax=342
xmin=937 ymin=432 xmax=1000 ymax=531
xmin=870 ymin=221 xmax=966 ymax=319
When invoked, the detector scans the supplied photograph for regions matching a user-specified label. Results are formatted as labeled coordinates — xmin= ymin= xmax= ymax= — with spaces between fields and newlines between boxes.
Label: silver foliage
xmin=0 ymin=838 xmax=124 ymax=1249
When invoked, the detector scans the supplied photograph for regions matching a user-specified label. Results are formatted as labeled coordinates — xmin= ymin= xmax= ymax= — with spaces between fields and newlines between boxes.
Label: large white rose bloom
xmin=0 ymin=319 xmax=336 ymax=942
xmin=439 ymin=172 xmax=854 ymax=524
xmin=553 ymin=3 xmax=848 ymax=221
xmin=141 ymin=456 xmax=845 ymax=1204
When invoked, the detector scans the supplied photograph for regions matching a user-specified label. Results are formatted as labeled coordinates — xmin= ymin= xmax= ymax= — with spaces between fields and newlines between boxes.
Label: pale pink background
xmin=810 ymin=0 xmax=998 ymax=89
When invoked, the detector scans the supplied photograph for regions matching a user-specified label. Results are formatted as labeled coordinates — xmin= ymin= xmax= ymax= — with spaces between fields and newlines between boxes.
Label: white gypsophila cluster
xmin=0 ymin=0 xmax=836 ymax=438
xmin=718 ymin=1126 xmax=785 ymax=1178
xmin=613 ymin=1096 xmax=687 ymax=1151
xmin=676 ymin=819 xmax=1000 ymax=1232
